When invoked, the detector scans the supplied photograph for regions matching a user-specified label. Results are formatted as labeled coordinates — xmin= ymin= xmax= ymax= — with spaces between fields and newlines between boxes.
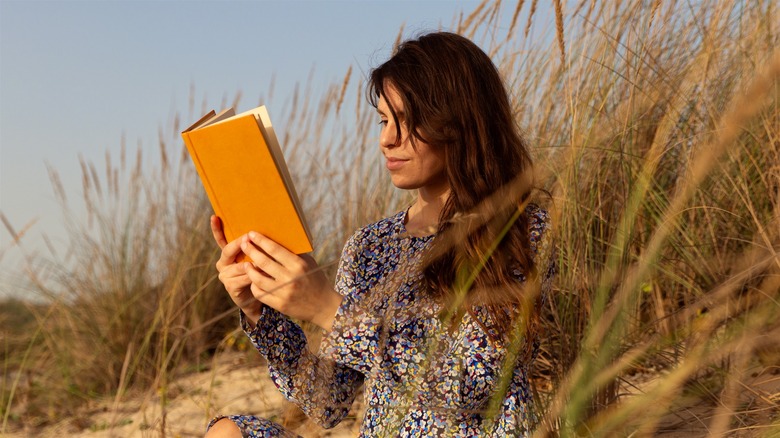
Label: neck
xmin=417 ymin=184 xmax=449 ymax=215
xmin=406 ymin=185 xmax=450 ymax=237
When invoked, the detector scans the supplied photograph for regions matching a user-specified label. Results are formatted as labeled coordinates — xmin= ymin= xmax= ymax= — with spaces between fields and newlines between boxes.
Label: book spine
xmin=181 ymin=131 xmax=225 ymax=233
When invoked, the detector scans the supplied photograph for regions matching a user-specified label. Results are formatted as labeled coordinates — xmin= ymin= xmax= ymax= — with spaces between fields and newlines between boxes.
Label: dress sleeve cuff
xmin=240 ymin=306 xmax=307 ymax=361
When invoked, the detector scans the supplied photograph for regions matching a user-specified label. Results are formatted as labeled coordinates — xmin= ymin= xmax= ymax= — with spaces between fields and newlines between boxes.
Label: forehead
xmin=377 ymin=82 xmax=404 ymax=113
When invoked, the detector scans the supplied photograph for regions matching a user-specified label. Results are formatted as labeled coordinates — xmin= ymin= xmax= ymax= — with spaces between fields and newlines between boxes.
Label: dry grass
xmin=1 ymin=0 xmax=779 ymax=436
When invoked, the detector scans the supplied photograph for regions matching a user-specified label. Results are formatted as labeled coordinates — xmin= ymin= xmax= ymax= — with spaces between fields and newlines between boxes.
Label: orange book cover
xmin=181 ymin=106 xmax=313 ymax=256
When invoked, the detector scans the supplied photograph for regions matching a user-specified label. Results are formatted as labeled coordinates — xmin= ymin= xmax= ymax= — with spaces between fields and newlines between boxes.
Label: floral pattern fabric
xmin=208 ymin=205 xmax=554 ymax=437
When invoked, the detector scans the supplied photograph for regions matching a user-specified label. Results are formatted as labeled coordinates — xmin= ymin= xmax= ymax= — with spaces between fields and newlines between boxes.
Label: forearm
xmin=269 ymin=349 xmax=363 ymax=428
xmin=238 ymin=301 xmax=263 ymax=329
xmin=482 ymin=365 xmax=536 ymax=436
xmin=241 ymin=306 xmax=363 ymax=428
xmin=310 ymin=288 xmax=343 ymax=332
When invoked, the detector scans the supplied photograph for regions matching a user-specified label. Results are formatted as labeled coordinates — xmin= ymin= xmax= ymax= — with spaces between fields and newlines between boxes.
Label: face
xmin=376 ymin=83 xmax=448 ymax=195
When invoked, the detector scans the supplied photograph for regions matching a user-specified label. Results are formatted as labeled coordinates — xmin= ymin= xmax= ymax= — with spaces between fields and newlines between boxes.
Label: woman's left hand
xmin=240 ymin=231 xmax=343 ymax=331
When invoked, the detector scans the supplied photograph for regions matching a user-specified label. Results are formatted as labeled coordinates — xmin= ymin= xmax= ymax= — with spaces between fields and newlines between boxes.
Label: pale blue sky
xmin=0 ymin=0 xmax=553 ymax=294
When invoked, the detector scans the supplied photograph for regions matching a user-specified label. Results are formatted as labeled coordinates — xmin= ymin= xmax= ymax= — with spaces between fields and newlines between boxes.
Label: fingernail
xmin=248 ymin=231 xmax=257 ymax=239
xmin=240 ymin=241 xmax=247 ymax=250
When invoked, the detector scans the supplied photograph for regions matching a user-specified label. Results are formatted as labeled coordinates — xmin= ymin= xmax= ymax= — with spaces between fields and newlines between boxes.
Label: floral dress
xmin=209 ymin=205 xmax=554 ymax=437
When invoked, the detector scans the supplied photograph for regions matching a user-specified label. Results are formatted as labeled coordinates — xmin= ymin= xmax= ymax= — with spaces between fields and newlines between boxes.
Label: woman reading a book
xmin=205 ymin=31 xmax=554 ymax=437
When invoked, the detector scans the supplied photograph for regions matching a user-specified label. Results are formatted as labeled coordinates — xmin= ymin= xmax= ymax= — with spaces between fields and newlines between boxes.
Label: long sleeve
xmin=320 ymin=224 xmax=429 ymax=373
xmin=478 ymin=364 xmax=537 ymax=436
xmin=481 ymin=205 xmax=555 ymax=436
xmin=528 ymin=204 xmax=555 ymax=301
xmin=218 ymin=208 xmax=554 ymax=437
xmin=241 ymin=305 xmax=364 ymax=428
xmin=319 ymin=229 xmax=383 ymax=371
xmin=236 ymin=223 xmax=416 ymax=429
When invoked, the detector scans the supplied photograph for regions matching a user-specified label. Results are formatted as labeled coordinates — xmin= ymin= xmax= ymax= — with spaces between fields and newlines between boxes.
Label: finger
xmin=246 ymin=231 xmax=302 ymax=270
xmin=247 ymin=273 xmax=289 ymax=315
xmin=245 ymin=263 xmax=279 ymax=293
xmin=218 ymin=264 xmax=250 ymax=289
xmin=210 ymin=215 xmax=228 ymax=249
xmin=217 ymin=235 xmax=246 ymax=270
xmin=221 ymin=275 xmax=252 ymax=295
xmin=240 ymin=236 xmax=286 ymax=280
xmin=249 ymin=282 xmax=275 ymax=307
xmin=219 ymin=262 xmax=252 ymax=284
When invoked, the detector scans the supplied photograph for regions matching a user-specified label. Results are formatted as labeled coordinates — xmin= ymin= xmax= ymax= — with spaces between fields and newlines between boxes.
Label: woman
xmin=206 ymin=31 xmax=555 ymax=437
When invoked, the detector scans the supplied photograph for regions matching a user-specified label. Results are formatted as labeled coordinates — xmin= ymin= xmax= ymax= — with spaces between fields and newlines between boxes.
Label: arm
xmin=482 ymin=365 xmax=538 ymax=437
xmin=485 ymin=206 xmax=556 ymax=435
xmin=318 ymin=230 xmax=383 ymax=370
xmin=210 ymin=216 xmax=363 ymax=428
xmin=319 ymin=227 xmax=419 ymax=371
xmin=240 ymin=306 xmax=364 ymax=428
xmin=239 ymin=233 xmax=366 ymax=428
xmin=527 ymin=205 xmax=556 ymax=303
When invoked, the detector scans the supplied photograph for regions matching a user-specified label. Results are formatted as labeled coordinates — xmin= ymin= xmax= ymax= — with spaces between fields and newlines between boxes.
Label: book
xmin=181 ymin=105 xmax=313 ymax=258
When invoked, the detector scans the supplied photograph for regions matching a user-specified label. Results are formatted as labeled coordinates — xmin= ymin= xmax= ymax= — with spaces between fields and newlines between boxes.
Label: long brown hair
xmin=368 ymin=32 xmax=539 ymax=343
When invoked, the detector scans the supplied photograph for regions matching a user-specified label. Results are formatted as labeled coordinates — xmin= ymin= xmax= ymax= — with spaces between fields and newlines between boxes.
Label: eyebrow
xmin=376 ymin=106 xmax=406 ymax=120
xmin=385 ymin=109 xmax=406 ymax=118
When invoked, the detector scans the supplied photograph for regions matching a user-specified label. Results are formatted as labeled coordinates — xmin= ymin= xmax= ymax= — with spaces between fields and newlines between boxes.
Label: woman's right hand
xmin=211 ymin=215 xmax=263 ymax=325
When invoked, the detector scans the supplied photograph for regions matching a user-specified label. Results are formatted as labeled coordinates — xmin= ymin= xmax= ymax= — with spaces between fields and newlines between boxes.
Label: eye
xmin=378 ymin=119 xmax=388 ymax=127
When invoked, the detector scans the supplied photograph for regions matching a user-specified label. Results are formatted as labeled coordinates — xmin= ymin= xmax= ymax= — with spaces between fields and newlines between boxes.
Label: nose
xmin=379 ymin=122 xmax=397 ymax=149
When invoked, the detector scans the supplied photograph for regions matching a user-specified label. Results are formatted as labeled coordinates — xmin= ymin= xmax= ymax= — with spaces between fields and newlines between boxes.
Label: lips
xmin=385 ymin=157 xmax=408 ymax=171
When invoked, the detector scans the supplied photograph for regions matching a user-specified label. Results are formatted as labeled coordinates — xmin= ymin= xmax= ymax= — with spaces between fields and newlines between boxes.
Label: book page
xmin=199 ymin=107 xmax=236 ymax=128
xmin=253 ymin=107 xmax=312 ymax=242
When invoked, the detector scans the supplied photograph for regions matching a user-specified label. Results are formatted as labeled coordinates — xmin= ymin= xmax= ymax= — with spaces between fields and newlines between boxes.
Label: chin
xmin=389 ymin=178 xmax=420 ymax=191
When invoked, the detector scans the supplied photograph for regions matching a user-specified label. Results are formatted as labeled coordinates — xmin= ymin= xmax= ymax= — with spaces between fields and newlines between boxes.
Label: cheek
xmin=423 ymin=150 xmax=446 ymax=177
xmin=412 ymin=159 xmax=445 ymax=186
xmin=425 ymin=158 xmax=445 ymax=176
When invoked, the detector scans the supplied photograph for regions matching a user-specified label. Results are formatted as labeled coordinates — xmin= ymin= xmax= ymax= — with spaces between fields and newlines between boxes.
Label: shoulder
xmin=344 ymin=210 xmax=406 ymax=247
xmin=335 ymin=210 xmax=419 ymax=301
xmin=339 ymin=210 xmax=408 ymax=263
xmin=524 ymin=202 xmax=549 ymax=225
xmin=524 ymin=203 xmax=551 ymax=254
xmin=523 ymin=204 xmax=556 ymax=290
